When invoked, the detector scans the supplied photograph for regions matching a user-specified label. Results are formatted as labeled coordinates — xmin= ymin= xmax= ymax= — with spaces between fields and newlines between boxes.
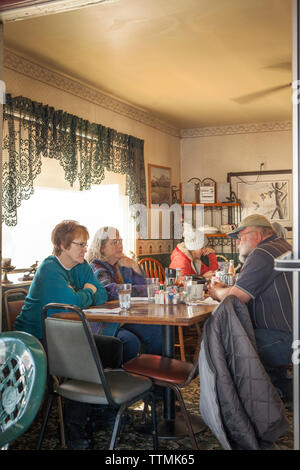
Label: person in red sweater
xmin=169 ymin=224 xmax=218 ymax=278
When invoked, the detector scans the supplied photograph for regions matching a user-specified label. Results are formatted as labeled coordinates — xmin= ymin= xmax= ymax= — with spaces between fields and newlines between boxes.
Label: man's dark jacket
xmin=199 ymin=296 xmax=289 ymax=450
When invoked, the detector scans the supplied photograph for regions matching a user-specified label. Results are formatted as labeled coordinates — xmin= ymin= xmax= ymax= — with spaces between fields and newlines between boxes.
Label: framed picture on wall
xmin=228 ymin=170 xmax=293 ymax=229
xmin=148 ymin=164 xmax=171 ymax=206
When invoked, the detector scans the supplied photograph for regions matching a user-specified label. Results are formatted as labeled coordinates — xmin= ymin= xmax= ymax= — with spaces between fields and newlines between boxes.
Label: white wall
xmin=180 ymin=124 xmax=293 ymax=243
xmin=180 ymin=125 xmax=292 ymax=184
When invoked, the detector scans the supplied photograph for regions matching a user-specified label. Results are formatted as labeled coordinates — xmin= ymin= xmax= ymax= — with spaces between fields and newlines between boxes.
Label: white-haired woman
xmin=170 ymin=224 xmax=218 ymax=279
xmin=86 ymin=226 xmax=163 ymax=363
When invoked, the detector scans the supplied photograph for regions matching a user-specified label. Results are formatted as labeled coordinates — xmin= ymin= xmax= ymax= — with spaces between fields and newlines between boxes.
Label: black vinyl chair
xmin=37 ymin=303 xmax=158 ymax=450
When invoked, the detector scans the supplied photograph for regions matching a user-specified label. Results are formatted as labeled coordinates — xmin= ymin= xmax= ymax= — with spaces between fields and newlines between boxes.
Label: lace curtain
xmin=2 ymin=94 xmax=146 ymax=226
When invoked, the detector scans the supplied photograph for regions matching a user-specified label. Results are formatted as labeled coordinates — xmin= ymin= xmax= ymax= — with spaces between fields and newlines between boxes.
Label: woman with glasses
xmin=14 ymin=220 xmax=123 ymax=449
xmin=87 ymin=226 xmax=163 ymax=363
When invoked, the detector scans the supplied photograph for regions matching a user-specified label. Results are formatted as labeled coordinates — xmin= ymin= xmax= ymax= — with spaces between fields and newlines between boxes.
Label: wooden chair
xmin=139 ymin=257 xmax=165 ymax=283
xmin=3 ymin=288 xmax=28 ymax=331
xmin=2 ymin=288 xmax=66 ymax=447
xmin=215 ymin=254 xmax=228 ymax=268
xmin=139 ymin=257 xmax=198 ymax=362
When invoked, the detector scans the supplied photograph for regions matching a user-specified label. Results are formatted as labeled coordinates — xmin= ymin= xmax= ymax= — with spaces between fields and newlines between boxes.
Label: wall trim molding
xmin=180 ymin=120 xmax=292 ymax=138
xmin=4 ymin=48 xmax=180 ymax=138
xmin=5 ymin=49 xmax=291 ymax=139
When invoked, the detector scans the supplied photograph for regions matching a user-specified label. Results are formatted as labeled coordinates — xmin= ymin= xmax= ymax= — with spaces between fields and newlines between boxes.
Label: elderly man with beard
xmin=208 ymin=214 xmax=293 ymax=403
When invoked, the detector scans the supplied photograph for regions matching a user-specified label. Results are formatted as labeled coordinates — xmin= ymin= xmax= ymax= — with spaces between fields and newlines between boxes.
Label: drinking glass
xmin=183 ymin=275 xmax=193 ymax=292
xmin=117 ymin=284 xmax=132 ymax=310
xmin=145 ymin=278 xmax=160 ymax=301
xmin=185 ymin=282 xmax=204 ymax=302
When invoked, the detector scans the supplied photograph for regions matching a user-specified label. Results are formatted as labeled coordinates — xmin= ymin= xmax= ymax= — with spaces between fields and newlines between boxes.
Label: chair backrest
xmin=3 ymin=288 xmax=28 ymax=331
xmin=0 ymin=331 xmax=47 ymax=449
xmin=215 ymin=254 xmax=228 ymax=270
xmin=139 ymin=257 xmax=165 ymax=283
xmin=42 ymin=304 xmax=113 ymax=401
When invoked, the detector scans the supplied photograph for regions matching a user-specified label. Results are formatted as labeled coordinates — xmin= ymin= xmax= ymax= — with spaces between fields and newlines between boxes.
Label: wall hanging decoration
xmin=228 ymin=170 xmax=292 ymax=228
xmin=199 ymin=178 xmax=216 ymax=203
xmin=148 ymin=164 xmax=171 ymax=206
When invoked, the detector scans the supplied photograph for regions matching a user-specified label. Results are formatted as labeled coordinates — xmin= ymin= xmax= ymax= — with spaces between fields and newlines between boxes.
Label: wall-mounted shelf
xmin=180 ymin=202 xmax=240 ymax=207
xmin=181 ymin=201 xmax=241 ymax=254
xmin=205 ymin=233 xmax=229 ymax=237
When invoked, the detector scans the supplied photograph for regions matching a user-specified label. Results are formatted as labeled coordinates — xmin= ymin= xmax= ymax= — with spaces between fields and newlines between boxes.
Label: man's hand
xmin=84 ymin=283 xmax=97 ymax=294
xmin=208 ymin=281 xmax=251 ymax=304
xmin=208 ymin=281 xmax=228 ymax=300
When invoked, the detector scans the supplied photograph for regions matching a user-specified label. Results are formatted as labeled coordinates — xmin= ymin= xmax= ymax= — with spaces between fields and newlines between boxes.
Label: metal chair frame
xmin=37 ymin=303 xmax=158 ymax=450
xmin=123 ymin=353 xmax=200 ymax=449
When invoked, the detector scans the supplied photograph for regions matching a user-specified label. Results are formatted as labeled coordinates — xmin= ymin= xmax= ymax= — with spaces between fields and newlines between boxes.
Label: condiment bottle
xmin=175 ymin=268 xmax=183 ymax=287
xmin=159 ymin=284 xmax=165 ymax=304
xmin=228 ymin=260 xmax=235 ymax=275
xmin=227 ymin=260 xmax=236 ymax=286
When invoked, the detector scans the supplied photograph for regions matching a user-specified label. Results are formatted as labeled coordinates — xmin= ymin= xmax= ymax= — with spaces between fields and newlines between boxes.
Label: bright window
xmin=3 ymin=184 xmax=133 ymax=270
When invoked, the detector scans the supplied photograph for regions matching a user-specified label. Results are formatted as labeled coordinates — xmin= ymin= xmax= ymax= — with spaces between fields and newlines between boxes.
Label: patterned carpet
xmin=9 ymin=376 xmax=294 ymax=451
xmin=6 ymin=328 xmax=294 ymax=451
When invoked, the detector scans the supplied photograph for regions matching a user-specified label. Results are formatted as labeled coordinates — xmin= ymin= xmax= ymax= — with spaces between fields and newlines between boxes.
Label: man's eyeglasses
xmin=71 ymin=241 xmax=88 ymax=249
xmin=237 ymin=230 xmax=259 ymax=241
xmin=111 ymin=239 xmax=123 ymax=245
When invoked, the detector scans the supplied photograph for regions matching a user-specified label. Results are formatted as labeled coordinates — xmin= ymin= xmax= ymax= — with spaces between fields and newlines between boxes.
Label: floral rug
xmin=9 ymin=377 xmax=293 ymax=451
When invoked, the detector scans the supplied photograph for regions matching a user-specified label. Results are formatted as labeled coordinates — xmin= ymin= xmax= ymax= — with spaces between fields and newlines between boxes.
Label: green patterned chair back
xmin=0 ymin=331 xmax=47 ymax=449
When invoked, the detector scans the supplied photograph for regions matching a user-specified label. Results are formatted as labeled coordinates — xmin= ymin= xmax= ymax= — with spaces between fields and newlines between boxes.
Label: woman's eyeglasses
xmin=111 ymin=239 xmax=123 ymax=245
xmin=71 ymin=241 xmax=88 ymax=249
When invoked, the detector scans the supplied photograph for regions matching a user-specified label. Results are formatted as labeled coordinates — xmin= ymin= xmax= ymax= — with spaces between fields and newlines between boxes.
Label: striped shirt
xmin=235 ymin=235 xmax=292 ymax=333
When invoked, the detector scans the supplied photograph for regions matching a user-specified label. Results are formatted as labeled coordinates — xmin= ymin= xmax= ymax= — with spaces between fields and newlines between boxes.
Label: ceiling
xmin=1 ymin=0 xmax=293 ymax=129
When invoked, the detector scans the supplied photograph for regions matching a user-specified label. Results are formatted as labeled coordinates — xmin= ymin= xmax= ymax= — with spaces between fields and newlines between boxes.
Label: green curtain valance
xmin=2 ymin=94 xmax=146 ymax=226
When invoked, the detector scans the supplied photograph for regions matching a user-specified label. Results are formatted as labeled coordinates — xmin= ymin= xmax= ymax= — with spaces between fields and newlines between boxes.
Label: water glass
xmin=117 ymin=284 xmax=132 ymax=310
xmin=185 ymin=282 xmax=203 ymax=302
xmin=183 ymin=275 xmax=193 ymax=292
xmin=145 ymin=278 xmax=160 ymax=301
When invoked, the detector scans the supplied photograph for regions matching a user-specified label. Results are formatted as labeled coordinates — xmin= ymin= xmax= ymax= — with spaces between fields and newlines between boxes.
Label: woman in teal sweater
xmin=14 ymin=220 xmax=123 ymax=450
xmin=14 ymin=254 xmax=108 ymax=339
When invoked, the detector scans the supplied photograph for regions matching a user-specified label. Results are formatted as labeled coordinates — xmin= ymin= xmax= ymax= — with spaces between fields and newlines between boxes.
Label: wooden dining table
xmin=54 ymin=298 xmax=216 ymax=438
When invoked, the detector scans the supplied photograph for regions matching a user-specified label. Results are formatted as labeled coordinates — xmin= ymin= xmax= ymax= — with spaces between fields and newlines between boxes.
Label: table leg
xmin=162 ymin=325 xmax=175 ymax=422
xmin=135 ymin=324 xmax=206 ymax=439
xmin=157 ymin=325 xmax=206 ymax=439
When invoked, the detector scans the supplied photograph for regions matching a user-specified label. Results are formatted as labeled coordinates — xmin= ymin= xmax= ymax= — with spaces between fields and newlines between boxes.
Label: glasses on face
xmin=111 ymin=239 xmax=123 ymax=246
xmin=237 ymin=230 xmax=259 ymax=241
xmin=71 ymin=241 xmax=88 ymax=249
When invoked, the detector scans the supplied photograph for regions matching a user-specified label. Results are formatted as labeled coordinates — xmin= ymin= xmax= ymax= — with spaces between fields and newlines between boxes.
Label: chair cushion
xmin=57 ymin=369 xmax=152 ymax=405
xmin=123 ymin=354 xmax=195 ymax=385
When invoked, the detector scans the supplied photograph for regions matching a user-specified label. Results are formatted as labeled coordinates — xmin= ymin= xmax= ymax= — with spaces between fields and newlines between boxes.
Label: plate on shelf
xmin=204 ymin=225 xmax=219 ymax=234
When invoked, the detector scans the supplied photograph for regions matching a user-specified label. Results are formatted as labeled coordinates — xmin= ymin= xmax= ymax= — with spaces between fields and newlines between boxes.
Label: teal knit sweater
xmin=14 ymin=256 xmax=108 ymax=339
